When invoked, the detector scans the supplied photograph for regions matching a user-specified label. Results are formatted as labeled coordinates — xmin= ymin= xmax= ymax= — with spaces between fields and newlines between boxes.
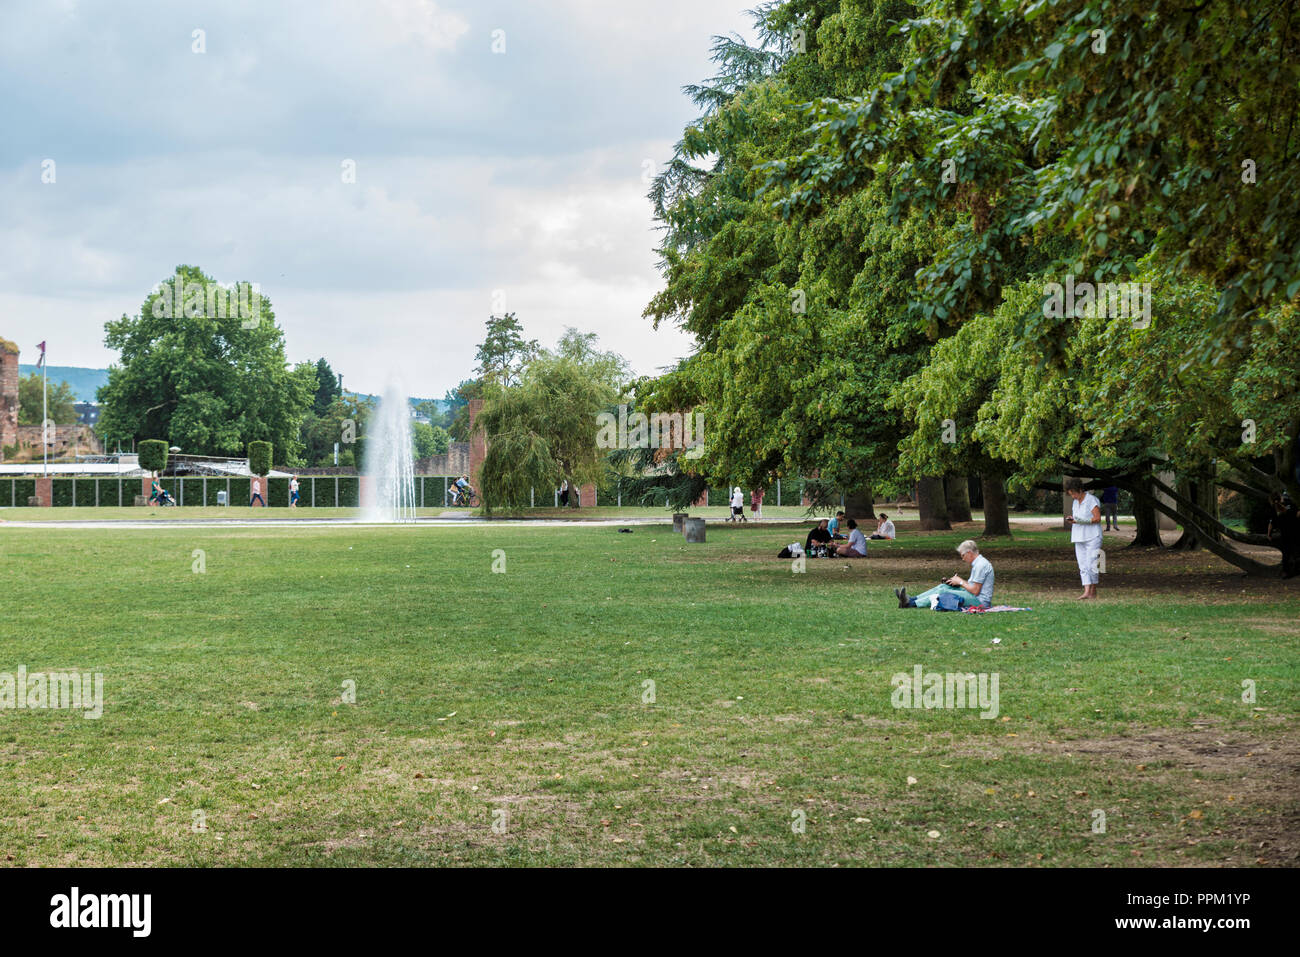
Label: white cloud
xmin=0 ymin=0 xmax=754 ymax=396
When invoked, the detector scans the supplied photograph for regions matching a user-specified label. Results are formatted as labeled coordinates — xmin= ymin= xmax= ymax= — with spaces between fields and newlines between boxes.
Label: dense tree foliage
xmin=643 ymin=0 xmax=1299 ymax=573
xmin=17 ymin=374 xmax=77 ymax=425
xmin=476 ymin=327 xmax=626 ymax=511
xmin=97 ymin=266 xmax=314 ymax=463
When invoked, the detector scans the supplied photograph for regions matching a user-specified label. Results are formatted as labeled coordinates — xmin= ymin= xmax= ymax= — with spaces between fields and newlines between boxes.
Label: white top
xmin=969 ymin=554 xmax=995 ymax=606
xmin=1071 ymin=493 xmax=1103 ymax=543
xmin=290 ymin=479 xmax=299 ymax=491
xmin=252 ymin=479 xmax=261 ymax=493
xmin=877 ymin=520 xmax=896 ymax=539
xmin=847 ymin=528 xmax=867 ymax=556
xmin=731 ymin=489 xmax=744 ymax=508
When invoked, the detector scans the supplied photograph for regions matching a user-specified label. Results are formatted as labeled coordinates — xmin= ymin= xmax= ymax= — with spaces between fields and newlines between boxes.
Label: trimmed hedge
xmin=337 ymin=476 xmax=359 ymax=507
xmin=138 ymin=440 xmax=168 ymax=475
xmin=247 ymin=441 xmax=272 ymax=477
xmin=51 ymin=479 xmax=74 ymax=507
xmin=267 ymin=477 xmax=289 ymax=507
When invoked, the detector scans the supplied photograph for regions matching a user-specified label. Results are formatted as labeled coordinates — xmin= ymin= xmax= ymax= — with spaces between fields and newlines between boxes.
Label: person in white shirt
xmin=289 ymin=476 xmax=300 ymax=507
xmin=249 ymin=477 xmax=265 ymax=507
xmin=870 ymin=513 xmax=896 ymax=540
xmin=729 ymin=486 xmax=747 ymax=522
xmin=1065 ymin=478 xmax=1103 ymax=600
xmin=834 ymin=519 xmax=868 ymax=557
xmin=895 ymin=540 xmax=994 ymax=609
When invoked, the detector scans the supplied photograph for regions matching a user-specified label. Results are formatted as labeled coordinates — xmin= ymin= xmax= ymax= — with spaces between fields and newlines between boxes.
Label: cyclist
xmin=451 ymin=474 xmax=474 ymax=505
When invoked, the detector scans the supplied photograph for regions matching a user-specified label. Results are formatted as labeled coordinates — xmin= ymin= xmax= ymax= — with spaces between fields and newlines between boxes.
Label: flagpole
xmin=42 ymin=350 xmax=48 ymax=477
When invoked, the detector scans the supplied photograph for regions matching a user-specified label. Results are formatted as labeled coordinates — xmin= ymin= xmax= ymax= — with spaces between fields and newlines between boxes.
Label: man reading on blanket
xmin=895 ymin=540 xmax=994 ymax=609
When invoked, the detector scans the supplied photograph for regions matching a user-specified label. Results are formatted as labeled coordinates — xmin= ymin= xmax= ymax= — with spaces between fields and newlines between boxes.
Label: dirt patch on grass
xmin=1009 ymin=723 xmax=1300 ymax=865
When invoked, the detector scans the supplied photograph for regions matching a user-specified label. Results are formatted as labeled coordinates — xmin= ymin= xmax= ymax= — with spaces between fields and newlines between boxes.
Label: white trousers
xmin=1075 ymin=539 xmax=1101 ymax=585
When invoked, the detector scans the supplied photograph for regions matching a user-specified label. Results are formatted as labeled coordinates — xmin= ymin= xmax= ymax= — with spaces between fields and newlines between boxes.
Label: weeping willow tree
xmin=475 ymin=331 xmax=626 ymax=513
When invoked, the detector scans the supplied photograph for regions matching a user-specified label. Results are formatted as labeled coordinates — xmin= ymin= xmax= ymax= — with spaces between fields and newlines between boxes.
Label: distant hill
xmin=345 ymin=393 xmax=451 ymax=415
xmin=18 ymin=365 xmax=108 ymax=402
xmin=15 ymin=366 xmax=451 ymax=412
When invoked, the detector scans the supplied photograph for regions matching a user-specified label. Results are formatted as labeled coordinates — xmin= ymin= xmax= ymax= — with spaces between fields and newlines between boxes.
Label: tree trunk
xmin=1129 ymin=475 xmax=1164 ymax=547
xmin=980 ymin=473 xmax=1012 ymax=537
xmin=944 ymin=474 xmax=973 ymax=522
xmin=1170 ymin=471 xmax=1218 ymax=550
xmin=844 ymin=487 xmax=875 ymax=521
xmin=916 ymin=476 xmax=951 ymax=530
xmin=1143 ymin=476 xmax=1280 ymax=576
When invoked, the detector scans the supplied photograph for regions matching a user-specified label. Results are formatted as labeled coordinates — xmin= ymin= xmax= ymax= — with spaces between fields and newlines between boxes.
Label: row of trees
xmin=95 ymin=265 xmax=451 ymax=469
xmin=633 ymin=0 xmax=1299 ymax=575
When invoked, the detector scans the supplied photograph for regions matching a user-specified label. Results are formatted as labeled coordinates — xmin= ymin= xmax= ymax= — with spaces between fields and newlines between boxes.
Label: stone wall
xmin=0 ymin=338 xmax=18 ymax=457
xmin=13 ymin=423 xmax=103 ymax=458
xmin=415 ymin=441 xmax=469 ymax=476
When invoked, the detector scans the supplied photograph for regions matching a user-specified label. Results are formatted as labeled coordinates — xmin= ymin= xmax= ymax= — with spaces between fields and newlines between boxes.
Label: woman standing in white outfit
xmin=1065 ymin=478 xmax=1103 ymax=600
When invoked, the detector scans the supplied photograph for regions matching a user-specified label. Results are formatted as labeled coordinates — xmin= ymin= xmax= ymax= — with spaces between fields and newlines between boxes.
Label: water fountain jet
xmin=361 ymin=383 xmax=417 ymax=523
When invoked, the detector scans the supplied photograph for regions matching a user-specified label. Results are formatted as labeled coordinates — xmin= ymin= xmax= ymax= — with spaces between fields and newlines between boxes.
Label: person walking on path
xmin=559 ymin=479 xmax=569 ymax=507
xmin=729 ymin=486 xmax=747 ymax=522
xmin=1066 ymin=478 xmax=1103 ymax=599
xmin=250 ymin=477 xmax=266 ymax=508
xmin=1101 ymin=485 xmax=1119 ymax=530
xmin=289 ymin=476 xmax=300 ymax=508
xmin=751 ymin=487 xmax=764 ymax=521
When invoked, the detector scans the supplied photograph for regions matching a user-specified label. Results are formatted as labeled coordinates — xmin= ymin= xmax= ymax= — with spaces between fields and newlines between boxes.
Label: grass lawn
xmin=1 ymin=519 xmax=1296 ymax=866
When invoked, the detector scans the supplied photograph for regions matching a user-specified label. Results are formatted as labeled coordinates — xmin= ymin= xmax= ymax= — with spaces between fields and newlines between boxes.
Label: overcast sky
xmin=1 ymin=0 xmax=757 ymax=397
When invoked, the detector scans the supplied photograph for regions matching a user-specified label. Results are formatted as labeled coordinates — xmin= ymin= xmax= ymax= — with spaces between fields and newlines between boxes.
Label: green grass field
xmin=2 ymin=519 xmax=1296 ymax=866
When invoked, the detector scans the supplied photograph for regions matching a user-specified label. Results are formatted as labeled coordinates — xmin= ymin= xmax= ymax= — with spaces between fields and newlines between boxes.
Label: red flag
xmin=36 ymin=341 xmax=46 ymax=368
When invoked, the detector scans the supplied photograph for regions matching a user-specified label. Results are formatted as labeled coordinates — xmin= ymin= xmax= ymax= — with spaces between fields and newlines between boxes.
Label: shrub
xmin=138 ymin=440 xmax=168 ymax=475
xmin=247 ymin=441 xmax=273 ymax=477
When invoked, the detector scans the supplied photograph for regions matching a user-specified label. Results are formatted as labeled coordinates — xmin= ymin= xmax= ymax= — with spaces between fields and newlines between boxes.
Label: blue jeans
xmin=909 ymin=583 xmax=982 ymax=609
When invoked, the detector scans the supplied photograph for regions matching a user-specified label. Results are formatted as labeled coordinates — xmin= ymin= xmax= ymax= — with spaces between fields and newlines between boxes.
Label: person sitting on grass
xmin=828 ymin=510 xmax=846 ymax=540
xmin=834 ymin=519 xmax=868 ymax=558
xmin=895 ymin=540 xmax=993 ymax=609
xmin=870 ymin=513 xmax=896 ymax=540
xmin=805 ymin=519 xmax=832 ymax=552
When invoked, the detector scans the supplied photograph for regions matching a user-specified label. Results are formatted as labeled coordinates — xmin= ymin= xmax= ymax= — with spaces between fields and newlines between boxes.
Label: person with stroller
xmin=150 ymin=478 xmax=176 ymax=506
xmin=728 ymin=486 xmax=747 ymax=522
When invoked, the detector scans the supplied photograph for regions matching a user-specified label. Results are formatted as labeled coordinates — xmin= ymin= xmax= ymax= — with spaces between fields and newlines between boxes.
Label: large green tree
xmin=311 ymin=358 xmax=341 ymax=416
xmin=476 ymin=329 xmax=626 ymax=511
xmin=96 ymin=265 xmax=315 ymax=463
xmin=475 ymin=313 xmax=538 ymax=388
xmin=17 ymin=374 xmax=77 ymax=425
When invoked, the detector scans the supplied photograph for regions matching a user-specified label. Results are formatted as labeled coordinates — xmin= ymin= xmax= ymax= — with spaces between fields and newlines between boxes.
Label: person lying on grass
xmin=895 ymin=540 xmax=994 ymax=609
xmin=834 ymin=519 xmax=868 ymax=558
xmin=805 ymin=519 xmax=833 ymax=552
